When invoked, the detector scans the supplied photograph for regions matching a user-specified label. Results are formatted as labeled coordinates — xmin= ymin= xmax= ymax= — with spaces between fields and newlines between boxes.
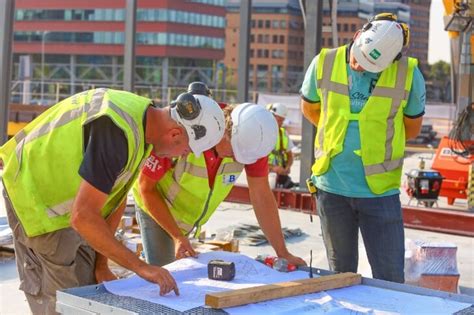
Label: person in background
xmin=300 ymin=13 xmax=425 ymax=283
xmin=133 ymin=82 xmax=307 ymax=268
xmin=0 ymin=88 xmax=225 ymax=314
xmin=267 ymin=102 xmax=297 ymax=189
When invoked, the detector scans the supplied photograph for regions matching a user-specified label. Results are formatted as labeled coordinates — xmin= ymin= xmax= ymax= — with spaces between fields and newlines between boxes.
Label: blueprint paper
xmin=104 ymin=252 xmax=471 ymax=314
xmin=104 ymin=251 xmax=308 ymax=312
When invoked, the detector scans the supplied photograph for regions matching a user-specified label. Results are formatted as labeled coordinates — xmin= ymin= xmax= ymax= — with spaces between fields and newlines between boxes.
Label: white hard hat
xmin=230 ymin=103 xmax=278 ymax=164
xmin=170 ymin=93 xmax=224 ymax=157
xmin=352 ymin=20 xmax=405 ymax=73
xmin=267 ymin=103 xmax=288 ymax=118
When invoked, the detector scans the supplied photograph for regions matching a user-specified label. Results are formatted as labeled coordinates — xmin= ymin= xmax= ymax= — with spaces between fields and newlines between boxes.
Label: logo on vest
xmin=222 ymin=174 xmax=238 ymax=185
xmin=144 ymin=156 xmax=159 ymax=172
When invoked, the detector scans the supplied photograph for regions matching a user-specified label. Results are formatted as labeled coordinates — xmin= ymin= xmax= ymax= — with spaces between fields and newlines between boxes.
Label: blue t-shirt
xmin=300 ymin=52 xmax=426 ymax=198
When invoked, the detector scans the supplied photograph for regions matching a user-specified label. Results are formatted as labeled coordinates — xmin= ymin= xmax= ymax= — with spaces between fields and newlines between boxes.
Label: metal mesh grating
xmin=74 ymin=286 xmax=227 ymax=315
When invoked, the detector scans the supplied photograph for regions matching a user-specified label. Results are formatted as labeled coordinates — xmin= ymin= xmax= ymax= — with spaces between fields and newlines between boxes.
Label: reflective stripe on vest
xmin=312 ymin=46 xmax=417 ymax=194
xmin=0 ymin=88 xmax=151 ymax=236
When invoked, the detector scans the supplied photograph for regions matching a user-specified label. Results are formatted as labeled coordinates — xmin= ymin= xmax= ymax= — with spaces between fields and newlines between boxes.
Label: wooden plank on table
xmin=205 ymin=272 xmax=361 ymax=309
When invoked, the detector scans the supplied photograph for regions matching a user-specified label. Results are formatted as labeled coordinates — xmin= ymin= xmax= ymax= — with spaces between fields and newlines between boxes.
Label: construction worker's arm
xmin=404 ymin=116 xmax=423 ymax=140
xmin=300 ymin=98 xmax=321 ymax=126
xmin=284 ymin=150 xmax=294 ymax=174
xmin=138 ymin=172 xmax=197 ymax=259
xmin=403 ymin=67 xmax=426 ymax=141
xmin=247 ymin=175 xmax=307 ymax=266
xmin=71 ymin=180 xmax=179 ymax=296
xmin=94 ymin=199 xmax=126 ymax=283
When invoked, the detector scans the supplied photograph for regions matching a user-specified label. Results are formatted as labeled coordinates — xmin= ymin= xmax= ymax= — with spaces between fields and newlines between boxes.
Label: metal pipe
xmin=0 ymin=0 xmax=15 ymax=144
xmin=123 ymin=0 xmax=137 ymax=92
xmin=299 ymin=0 xmax=323 ymax=189
xmin=237 ymin=0 xmax=252 ymax=103
xmin=40 ymin=31 xmax=50 ymax=105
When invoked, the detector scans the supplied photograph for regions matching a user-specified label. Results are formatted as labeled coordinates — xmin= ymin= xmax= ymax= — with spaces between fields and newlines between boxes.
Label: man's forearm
xmin=248 ymin=177 xmax=289 ymax=257
xmin=300 ymin=99 xmax=321 ymax=126
xmin=72 ymin=204 xmax=147 ymax=273
xmin=71 ymin=181 xmax=147 ymax=274
xmin=96 ymin=200 xmax=127 ymax=267
xmin=142 ymin=188 xmax=183 ymax=240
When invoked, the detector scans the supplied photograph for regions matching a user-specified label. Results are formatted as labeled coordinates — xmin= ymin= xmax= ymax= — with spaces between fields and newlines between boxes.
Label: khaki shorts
xmin=4 ymin=189 xmax=96 ymax=315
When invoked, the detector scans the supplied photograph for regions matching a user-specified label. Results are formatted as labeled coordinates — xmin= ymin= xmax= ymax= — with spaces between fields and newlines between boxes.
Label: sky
xmin=428 ymin=0 xmax=451 ymax=64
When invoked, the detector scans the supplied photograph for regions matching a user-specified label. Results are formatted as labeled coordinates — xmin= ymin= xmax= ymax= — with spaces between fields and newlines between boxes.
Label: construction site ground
xmin=0 ymin=153 xmax=473 ymax=314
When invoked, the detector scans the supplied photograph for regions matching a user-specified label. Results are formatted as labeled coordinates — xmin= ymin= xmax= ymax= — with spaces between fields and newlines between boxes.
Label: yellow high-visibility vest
xmin=0 ymin=88 xmax=152 ymax=236
xmin=133 ymin=153 xmax=243 ymax=235
xmin=312 ymin=46 xmax=417 ymax=194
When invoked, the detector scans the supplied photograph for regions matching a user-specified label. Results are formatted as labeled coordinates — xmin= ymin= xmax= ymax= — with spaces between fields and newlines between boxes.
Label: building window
xmin=258 ymin=20 xmax=264 ymax=28
xmin=257 ymin=34 xmax=263 ymax=43
xmin=250 ymin=49 xmax=254 ymax=58
xmin=263 ymin=34 xmax=270 ymax=43
xmin=272 ymin=35 xmax=278 ymax=44
xmin=280 ymin=20 xmax=287 ymax=29
xmin=343 ymin=24 xmax=348 ymax=32
xmin=251 ymin=20 xmax=256 ymax=28
xmin=279 ymin=35 xmax=285 ymax=44
xmin=263 ymin=49 xmax=269 ymax=58
xmin=351 ymin=24 xmax=357 ymax=32
xmin=265 ymin=20 xmax=271 ymax=28
xmin=272 ymin=20 xmax=279 ymax=28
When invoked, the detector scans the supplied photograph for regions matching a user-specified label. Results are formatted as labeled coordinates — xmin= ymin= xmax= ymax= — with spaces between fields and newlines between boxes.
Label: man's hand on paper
xmin=138 ymin=265 xmax=180 ymax=296
xmin=174 ymin=235 xmax=198 ymax=259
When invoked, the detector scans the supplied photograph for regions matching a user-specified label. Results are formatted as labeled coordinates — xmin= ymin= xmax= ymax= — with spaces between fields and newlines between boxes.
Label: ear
xmin=352 ymin=30 xmax=361 ymax=41
xmin=168 ymin=127 xmax=183 ymax=140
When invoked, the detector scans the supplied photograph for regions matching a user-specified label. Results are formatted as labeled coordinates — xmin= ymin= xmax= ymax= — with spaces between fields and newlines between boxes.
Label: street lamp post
xmin=40 ymin=31 xmax=49 ymax=105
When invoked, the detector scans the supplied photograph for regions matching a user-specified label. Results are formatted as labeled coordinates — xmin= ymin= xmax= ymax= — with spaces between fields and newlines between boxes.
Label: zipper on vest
xmin=189 ymin=188 xmax=213 ymax=238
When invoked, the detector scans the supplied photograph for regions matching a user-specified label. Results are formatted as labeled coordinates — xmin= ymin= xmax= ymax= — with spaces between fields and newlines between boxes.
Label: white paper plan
xmin=104 ymin=252 xmax=470 ymax=314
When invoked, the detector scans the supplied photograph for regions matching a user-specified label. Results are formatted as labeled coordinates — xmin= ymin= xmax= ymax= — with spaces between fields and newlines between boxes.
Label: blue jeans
xmin=316 ymin=190 xmax=405 ymax=283
xmin=135 ymin=207 xmax=175 ymax=267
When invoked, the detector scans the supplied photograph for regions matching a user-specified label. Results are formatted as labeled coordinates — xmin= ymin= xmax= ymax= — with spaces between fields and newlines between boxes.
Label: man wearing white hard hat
xmin=132 ymin=82 xmax=306 ymax=268
xmin=0 ymin=88 xmax=225 ymax=313
xmin=267 ymin=103 xmax=297 ymax=189
xmin=300 ymin=13 xmax=426 ymax=283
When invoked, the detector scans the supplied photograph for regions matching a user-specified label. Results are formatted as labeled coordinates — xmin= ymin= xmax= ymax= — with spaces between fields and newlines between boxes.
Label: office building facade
xmin=12 ymin=0 xmax=226 ymax=104
xmin=224 ymin=0 xmax=430 ymax=93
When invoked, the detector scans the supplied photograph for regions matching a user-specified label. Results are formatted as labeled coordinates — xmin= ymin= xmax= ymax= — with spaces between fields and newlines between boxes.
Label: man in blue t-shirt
xmin=300 ymin=14 xmax=425 ymax=283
